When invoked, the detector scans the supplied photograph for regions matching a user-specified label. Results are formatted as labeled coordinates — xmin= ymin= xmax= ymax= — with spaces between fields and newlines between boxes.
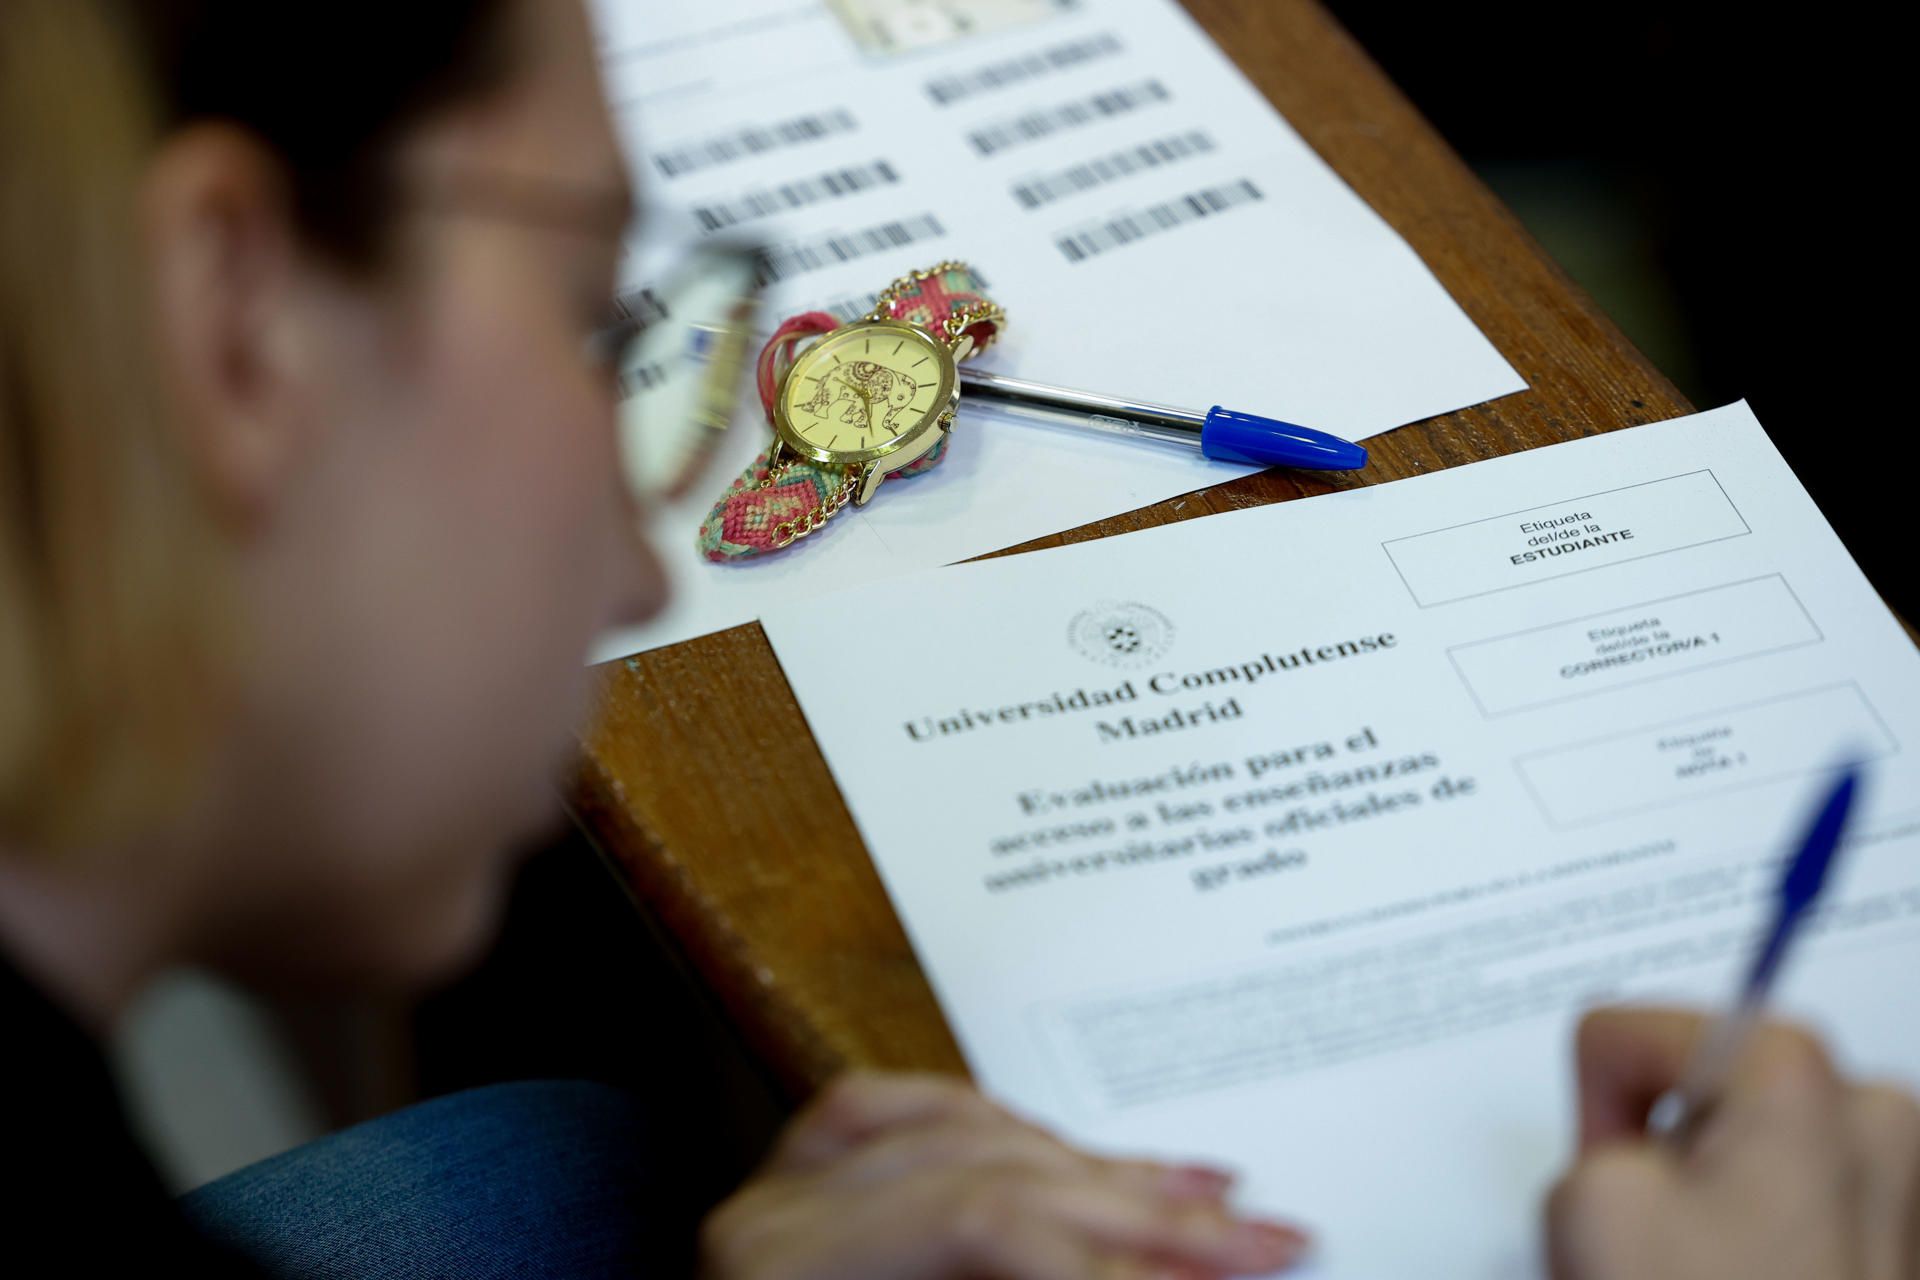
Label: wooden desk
xmin=571 ymin=0 xmax=1689 ymax=1102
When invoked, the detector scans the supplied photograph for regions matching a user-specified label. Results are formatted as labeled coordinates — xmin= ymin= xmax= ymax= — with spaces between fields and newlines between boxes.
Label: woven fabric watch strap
xmin=880 ymin=261 xmax=1001 ymax=354
xmin=698 ymin=264 xmax=995 ymax=562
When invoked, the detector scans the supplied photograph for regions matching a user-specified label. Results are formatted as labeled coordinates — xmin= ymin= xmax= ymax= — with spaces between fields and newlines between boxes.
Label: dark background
xmin=1324 ymin=3 xmax=1908 ymax=621
xmin=406 ymin=1 xmax=1912 ymax=1203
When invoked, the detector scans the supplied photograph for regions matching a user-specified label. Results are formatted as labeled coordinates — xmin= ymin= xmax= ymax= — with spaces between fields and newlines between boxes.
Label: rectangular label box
xmin=1516 ymin=683 xmax=1897 ymax=828
xmin=1384 ymin=470 xmax=1750 ymax=607
xmin=1449 ymin=575 xmax=1823 ymax=716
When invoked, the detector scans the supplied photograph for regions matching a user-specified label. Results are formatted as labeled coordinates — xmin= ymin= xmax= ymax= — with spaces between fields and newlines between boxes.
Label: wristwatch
xmin=699 ymin=261 xmax=1004 ymax=561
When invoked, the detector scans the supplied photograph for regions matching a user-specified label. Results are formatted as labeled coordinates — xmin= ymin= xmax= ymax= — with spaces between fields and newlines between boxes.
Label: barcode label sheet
xmin=587 ymin=0 xmax=1525 ymax=659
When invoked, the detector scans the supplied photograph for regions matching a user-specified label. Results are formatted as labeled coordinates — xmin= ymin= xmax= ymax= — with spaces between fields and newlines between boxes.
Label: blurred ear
xmin=140 ymin=124 xmax=312 ymax=533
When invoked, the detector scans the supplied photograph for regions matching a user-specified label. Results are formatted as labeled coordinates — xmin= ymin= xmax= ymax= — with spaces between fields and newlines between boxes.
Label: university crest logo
xmin=1067 ymin=601 xmax=1175 ymax=669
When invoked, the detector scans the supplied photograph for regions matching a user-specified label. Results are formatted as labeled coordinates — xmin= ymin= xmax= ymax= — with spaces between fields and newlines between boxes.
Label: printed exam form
xmin=761 ymin=402 xmax=1920 ymax=1276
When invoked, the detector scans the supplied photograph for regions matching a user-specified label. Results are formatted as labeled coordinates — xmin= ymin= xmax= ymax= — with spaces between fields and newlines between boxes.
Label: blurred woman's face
xmin=191 ymin=0 xmax=664 ymax=991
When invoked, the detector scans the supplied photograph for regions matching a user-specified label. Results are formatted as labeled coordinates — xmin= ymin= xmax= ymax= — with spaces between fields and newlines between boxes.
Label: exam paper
xmin=760 ymin=402 xmax=1920 ymax=1277
xmin=587 ymin=0 xmax=1525 ymax=660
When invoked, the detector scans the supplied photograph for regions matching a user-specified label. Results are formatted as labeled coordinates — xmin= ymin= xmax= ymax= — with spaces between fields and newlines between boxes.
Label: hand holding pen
xmin=1546 ymin=768 xmax=1920 ymax=1280
xmin=1548 ymin=1006 xmax=1920 ymax=1280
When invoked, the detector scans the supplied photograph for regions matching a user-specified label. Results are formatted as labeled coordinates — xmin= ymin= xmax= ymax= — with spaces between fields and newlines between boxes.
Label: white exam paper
xmin=760 ymin=402 xmax=1920 ymax=1276
xmin=588 ymin=0 xmax=1525 ymax=660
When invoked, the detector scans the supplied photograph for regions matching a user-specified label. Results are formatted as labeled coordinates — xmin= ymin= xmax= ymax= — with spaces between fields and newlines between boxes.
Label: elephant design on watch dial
xmin=798 ymin=360 xmax=921 ymax=435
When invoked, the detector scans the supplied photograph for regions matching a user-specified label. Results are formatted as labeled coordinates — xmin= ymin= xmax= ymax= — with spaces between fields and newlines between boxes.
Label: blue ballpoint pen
xmin=956 ymin=367 xmax=1368 ymax=471
xmin=1653 ymin=765 xmax=1861 ymax=1145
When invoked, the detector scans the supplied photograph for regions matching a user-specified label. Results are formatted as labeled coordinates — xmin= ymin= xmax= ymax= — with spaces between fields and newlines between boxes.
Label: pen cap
xmin=1202 ymin=407 xmax=1368 ymax=471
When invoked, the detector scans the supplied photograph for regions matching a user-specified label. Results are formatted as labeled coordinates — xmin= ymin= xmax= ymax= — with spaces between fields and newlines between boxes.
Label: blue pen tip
xmin=1201 ymin=407 xmax=1368 ymax=471
xmin=1781 ymin=767 xmax=1859 ymax=915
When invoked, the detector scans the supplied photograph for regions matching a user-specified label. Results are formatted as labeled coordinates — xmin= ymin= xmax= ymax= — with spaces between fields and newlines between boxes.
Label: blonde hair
xmin=0 ymin=0 xmax=226 ymax=849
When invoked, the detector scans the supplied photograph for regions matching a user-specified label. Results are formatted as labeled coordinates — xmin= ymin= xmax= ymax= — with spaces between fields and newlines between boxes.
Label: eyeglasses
xmin=398 ymin=169 xmax=765 ymax=507
xmin=593 ymin=243 xmax=764 ymax=505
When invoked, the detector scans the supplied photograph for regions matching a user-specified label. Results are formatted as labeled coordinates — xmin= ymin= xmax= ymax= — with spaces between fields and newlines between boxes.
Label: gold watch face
xmin=776 ymin=319 xmax=955 ymax=464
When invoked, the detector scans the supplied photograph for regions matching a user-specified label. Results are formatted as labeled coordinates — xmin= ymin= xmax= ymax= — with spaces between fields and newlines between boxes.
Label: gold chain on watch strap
xmin=763 ymin=462 xmax=861 ymax=549
xmin=864 ymin=260 xmax=1008 ymax=352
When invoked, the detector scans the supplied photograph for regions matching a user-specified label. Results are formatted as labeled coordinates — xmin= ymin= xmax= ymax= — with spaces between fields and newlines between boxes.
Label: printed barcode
xmin=1054 ymin=180 xmax=1263 ymax=262
xmin=612 ymin=286 xmax=669 ymax=326
xmin=968 ymin=80 xmax=1170 ymax=158
xmin=925 ymin=33 xmax=1123 ymax=107
xmin=755 ymin=214 xmax=947 ymax=285
xmin=618 ymin=360 xmax=669 ymax=399
xmin=806 ymin=293 xmax=882 ymax=324
xmin=652 ymin=109 xmax=857 ymax=179
xmin=691 ymin=160 xmax=901 ymax=233
xmin=1011 ymin=130 xmax=1215 ymax=210
xmin=611 ymin=287 xmax=669 ymax=398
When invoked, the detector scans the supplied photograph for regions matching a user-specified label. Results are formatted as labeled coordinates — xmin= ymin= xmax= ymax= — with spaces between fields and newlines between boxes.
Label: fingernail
xmin=1162 ymin=1163 xmax=1237 ymax=1199
xmin=1230 ymin=1221 xmax=1311 ymax=1269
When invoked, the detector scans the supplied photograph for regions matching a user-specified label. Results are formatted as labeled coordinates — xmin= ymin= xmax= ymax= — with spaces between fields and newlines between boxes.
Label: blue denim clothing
xmin=180 ymin=1080 xmax=698 ymax=1278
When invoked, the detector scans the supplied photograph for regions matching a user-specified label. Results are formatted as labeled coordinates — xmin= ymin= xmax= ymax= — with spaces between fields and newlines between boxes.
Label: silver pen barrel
xmin=957 ymin=367 xmax=1206 ymax=452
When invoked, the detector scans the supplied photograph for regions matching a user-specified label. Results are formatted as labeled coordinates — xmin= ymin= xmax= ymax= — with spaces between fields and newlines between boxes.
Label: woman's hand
xmin=1547 ymin=1006 xmax=1920 ymax=1279
xmin=701 ymin=1071 xmax=1308 ymax=1280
